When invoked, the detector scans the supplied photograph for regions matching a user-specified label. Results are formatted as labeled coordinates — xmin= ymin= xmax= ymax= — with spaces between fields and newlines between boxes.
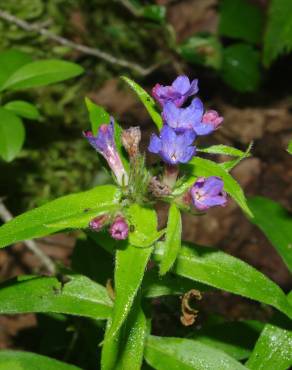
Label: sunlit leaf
xmin=246 ymin=324 xmax=292 ymax=370
xmin=159 ymin=204 xmax=181 ymax=275
xmin=85 ymin=97 xmax=110 ymax=136
xmin=0 ymin=274 xmax=112 ymax=319
xmin=198 ymin=144 xmax=247 ymax=157
xmin=145 ymin=336 xmax=247 ymax=370
xmin=0 ymin=185 xmax=121 ymax=248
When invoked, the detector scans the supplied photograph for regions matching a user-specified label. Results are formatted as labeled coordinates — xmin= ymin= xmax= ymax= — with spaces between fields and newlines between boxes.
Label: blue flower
xmin=148 ymin=125 xmax=196 ymax=165
xmin=83 ymin=118 xmax=128 ymax=186
xmin=162 ymin=98 xmax=204 ymax=132
xmin=190 ymin=176 xmax=227 ymax=210
xmin=152 ymin=75 xmax=199 ymax=107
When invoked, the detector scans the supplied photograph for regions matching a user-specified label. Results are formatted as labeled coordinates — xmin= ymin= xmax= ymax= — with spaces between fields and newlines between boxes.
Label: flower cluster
xmin=84 ymin=76 xmax=228 ymax=241
xmin=149 ymin=75 xmax=226 ymax=210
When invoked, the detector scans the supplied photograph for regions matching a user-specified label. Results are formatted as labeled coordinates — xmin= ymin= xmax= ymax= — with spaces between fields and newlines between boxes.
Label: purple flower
xmin=162 ymin=98 xmax=204 ymax=132
xmin=83 ymin=118 xmax=128 ymax=186
xmin=193 ymin=110 xmax=224 ymax=136
xmin=110 ymin=216 xmax=129 ymax=240
xmin=152 ymin=75 xmax=199 ymax=107
xmin=190 ymin=176 xmax=227 ymax=210
xmin=148 ymin=125 xmax=196 ymax=165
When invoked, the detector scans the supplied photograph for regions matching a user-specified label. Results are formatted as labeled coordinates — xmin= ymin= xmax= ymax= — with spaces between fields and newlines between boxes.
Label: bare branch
xmin=0 ymin=200 xmax=56 ymax=274
xmin=0 ymin=9 xmax=162 ymax=76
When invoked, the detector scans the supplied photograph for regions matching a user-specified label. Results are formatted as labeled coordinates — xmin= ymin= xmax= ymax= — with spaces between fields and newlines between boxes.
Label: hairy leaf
xmin=0 ymin=274 xmax=112 ymax=319
xmin=0 ymin=185 xmax=121 ymax=248
xmin=246 ymin=324 xmax=292 ymax=370
xmin=145 ymin=336 xmax=247 ymax=369
xmin=154 ymin=243 xmax=292 ymax=318
xmin=248 ymin=196 xmax=292 ymax=272
xmin=104 ymin=243 xmax=152 ymax=342
xmin=159 ymin=204 xmax=181 ymax=275
xmin=0 ymin=351 xmax=81 ymax=370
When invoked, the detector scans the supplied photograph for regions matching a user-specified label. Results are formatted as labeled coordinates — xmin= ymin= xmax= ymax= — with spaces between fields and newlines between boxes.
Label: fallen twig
xmin=0 ymin=9 xmax=162 ymax=76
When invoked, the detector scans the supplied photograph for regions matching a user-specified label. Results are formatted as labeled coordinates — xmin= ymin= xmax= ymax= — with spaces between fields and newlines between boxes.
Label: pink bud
xmin=202 ymin=110 xmax=223 ymax=129
xmin=89 ymin=214 xmax=108 ymax=232
xmin=110 ymin=216 xmax=129 ymax=240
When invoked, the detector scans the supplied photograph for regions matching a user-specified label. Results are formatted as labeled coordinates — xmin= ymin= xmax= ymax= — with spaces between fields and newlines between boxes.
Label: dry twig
xmin=0 ymin=200 xmax=56 ymax=274
xmin=0 ymin=9 xmax=162 ymax=76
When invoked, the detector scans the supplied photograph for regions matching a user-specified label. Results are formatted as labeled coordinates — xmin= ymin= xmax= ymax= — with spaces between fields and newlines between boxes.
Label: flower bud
xmin=89 ymin=214 xmax=108 ymax=232
xmin=110 ymin=216 xmax=129 ymax=240
xmin=122 ymin=126 xmax=141 ymax=158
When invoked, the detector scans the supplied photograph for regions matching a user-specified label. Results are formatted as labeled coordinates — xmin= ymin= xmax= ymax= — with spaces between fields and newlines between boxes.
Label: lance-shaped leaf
xmin=4 ymin=100 xmax=40 ymax=120
xmin=185 ymin=157 xmax=252 ymax=217
xmin=101 ymin=295 xmax=147 ymax=370
xmin=0 ymin=351 xmax=81 ymax=370
xmin=154 ymin=243 xmax=292 ymax=318
xmin=220 ymin=142 xmax=253 ymax=172
xmin=121 ymin=76 xmax=163 ymax=130
xmin=105 ymin=243 xmax=153 ymax=342
xmin=127 ymin=204 xmax=163 ymax=248
xmin=85 ymin=97 xmax=110 ymax=136
xmin=144 ymin=336 xmax=248 ymax=370
xmin=0 ymin=107 xmax=25 ymax=162
xmin=0 ymin=185 xmax=121 ymax=248
xmin=0 ymin=274 xmax=112 ymax=319
xmin=1 ymin=59 xmax=84 ymax=91
xmin=198 ymin=144 xmax=247 ymax=157
xmin=248 ymin=196 xmax=292 ymax=272
xmin=246 ymin=324 xmax=292 ymax=370
xmin=159 ymin=204 xmax=182 ymax=275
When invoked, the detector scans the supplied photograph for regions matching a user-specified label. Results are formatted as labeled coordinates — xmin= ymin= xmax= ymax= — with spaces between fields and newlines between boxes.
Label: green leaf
xmin=4 ymin=100 xmax=40 ymax=120
xmin=247 ymin=196 xmax=292 ymax=272
xmin=178 ymin=33 xmax=222 ymax=70
xmin=0 ymin=274 xmax=112 ymax=319
xmin=192 ymin=320 xmax=262 ymax=360
xmin=105 ymin=243 xmax=153 ymax=342
xmin=0 ymin=107 xmax=25 ymax=162
xmin=198 ymin=144 xmax=247 ymax=157
xmin=0 ymin=185 xmax=121 ymax=248
xmin=222 ymin=44 xmax=261 ymax=92
xmin=127 ymin=204 xmax=162 ymax=248
xmin=101 ymin=296 xmax=146 ymax=370
xmin=145 ymin=336 xmax=247 ymax=370
xmin=220 ymin=142 xmax=253 ymax=171
xmin=85 ymin=97 xmax=110 ymax=136
xmin=186 ymin=156 xmax=252 ymax=217
xmin=287 ymin=140 xmax=292 ymax=155
xmin=246 ymin=324 xmax=292 ymax=370
xmin=0 ymin=351 xmax=81 ymax=370
xmin=0 ymin=49 xmax=32 ymax=90
xmin=263 ymin=0 xmax=292 ymax=66
xmin=219 ymin=0 xmax=263 ymax=44
xmin=121 ymin=76 xmax=162 ymax=130
xmin=1 ymin=60 xmax=84 ymax=91
xmin=154 ymin=242 xmax=292 ymax=318
xmin=143 ymin=5 xmax=166 ymax=23
xmin=159 ymin=204 xmax=181 ymax=275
